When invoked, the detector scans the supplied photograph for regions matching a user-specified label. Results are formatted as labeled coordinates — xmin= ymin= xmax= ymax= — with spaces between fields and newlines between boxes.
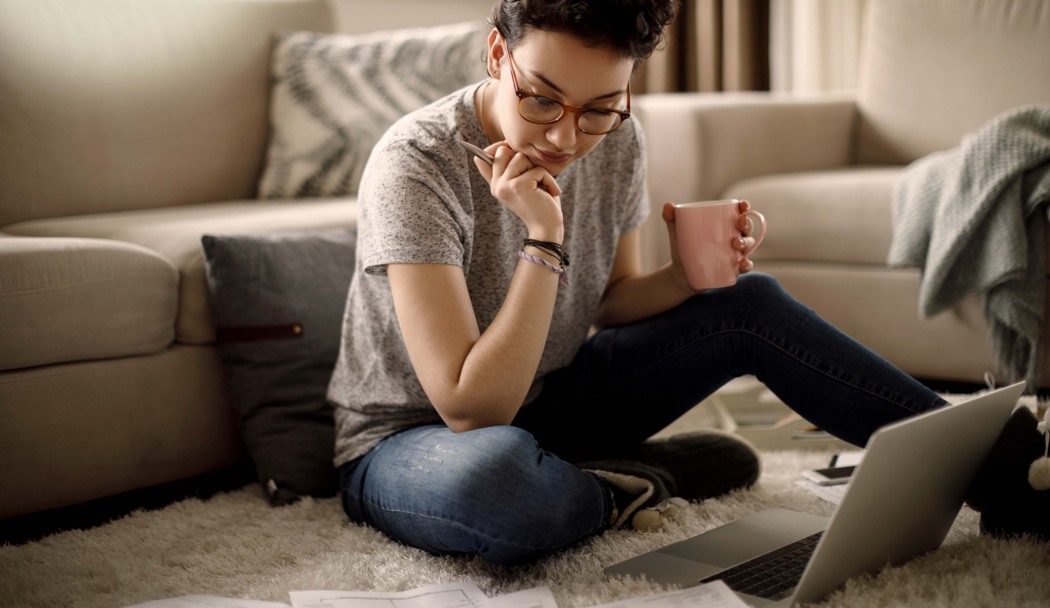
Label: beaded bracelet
xmin=518 ymin=249 xmax=569 ymax=286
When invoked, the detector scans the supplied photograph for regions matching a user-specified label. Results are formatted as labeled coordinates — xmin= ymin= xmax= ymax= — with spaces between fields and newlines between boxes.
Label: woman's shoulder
xmin=363 ymin=85 xmax=480 ymax=175
xmin=379 ymin=84 xmax=480 ymax=154
xmin=359 ymin=84 xmax=483 ymax=200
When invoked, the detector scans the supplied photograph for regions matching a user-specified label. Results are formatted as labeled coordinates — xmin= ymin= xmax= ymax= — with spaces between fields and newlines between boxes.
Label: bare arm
xmin=594 ymin=230 xmax=693 ymax=327
xmin=388 ymin=257 xmax=560 ymax=432
xmin=388 ymin=143 xmax=565 ymax=432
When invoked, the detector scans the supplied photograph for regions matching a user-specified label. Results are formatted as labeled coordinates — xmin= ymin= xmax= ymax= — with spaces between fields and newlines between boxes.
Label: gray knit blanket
xmin=888 ymin=104 xmax=1050 ymax=391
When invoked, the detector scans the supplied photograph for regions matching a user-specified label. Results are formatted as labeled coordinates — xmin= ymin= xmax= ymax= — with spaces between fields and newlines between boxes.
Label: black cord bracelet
xmin=523 ymin=238 xmax=570 ymax=267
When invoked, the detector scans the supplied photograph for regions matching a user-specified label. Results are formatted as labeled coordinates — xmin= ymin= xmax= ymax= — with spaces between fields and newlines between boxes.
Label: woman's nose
xmin=545 ymin=113 xmax=578 ymax=148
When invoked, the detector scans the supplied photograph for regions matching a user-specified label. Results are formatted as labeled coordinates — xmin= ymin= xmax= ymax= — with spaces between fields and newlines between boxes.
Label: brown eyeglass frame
xmin=503 ymin=42 xmax=631 ymax=135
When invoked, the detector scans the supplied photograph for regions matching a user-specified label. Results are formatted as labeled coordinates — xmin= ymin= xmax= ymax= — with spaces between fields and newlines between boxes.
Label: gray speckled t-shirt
xmin=328 ymin=82 xmax=650 ymax=466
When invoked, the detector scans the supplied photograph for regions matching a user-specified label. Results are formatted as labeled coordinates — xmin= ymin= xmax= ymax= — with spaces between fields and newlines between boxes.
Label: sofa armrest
xmin=634 ymin=92 xmax=858 ymax=205
xmin=632 ymin=93 xmax=858 ymax=273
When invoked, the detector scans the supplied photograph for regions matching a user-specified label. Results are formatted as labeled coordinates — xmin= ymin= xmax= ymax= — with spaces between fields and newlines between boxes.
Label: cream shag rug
xmin=3 ymin=447 xmax=1049 ymax=608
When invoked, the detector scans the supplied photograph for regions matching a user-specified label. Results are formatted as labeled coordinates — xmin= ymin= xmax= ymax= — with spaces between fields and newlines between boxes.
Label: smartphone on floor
xmin=801 ymin=465 xmax=856 ymax=486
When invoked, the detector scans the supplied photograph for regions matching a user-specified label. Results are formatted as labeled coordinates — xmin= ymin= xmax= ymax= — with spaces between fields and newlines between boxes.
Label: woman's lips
xmin=535 ymin=148 xmax=572 ymax=165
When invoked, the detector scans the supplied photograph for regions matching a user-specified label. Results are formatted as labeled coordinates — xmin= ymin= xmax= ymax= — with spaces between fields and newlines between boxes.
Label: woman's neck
xmin=475 ymin=79 xmax=500 ymax=144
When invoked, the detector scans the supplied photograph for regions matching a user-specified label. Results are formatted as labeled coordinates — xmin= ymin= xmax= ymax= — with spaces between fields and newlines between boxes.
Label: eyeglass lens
xmin=518 ymin=97 xmax=624 ymax=134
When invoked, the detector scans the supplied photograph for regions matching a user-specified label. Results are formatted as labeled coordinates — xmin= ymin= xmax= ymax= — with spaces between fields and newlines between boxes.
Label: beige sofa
xmin=634 ymin=0 xmax=1050 ymax=391
xmin=0 ymin=0 xmax=497 ymax=522
xmin=0 ymin=0 xmax=355 ymax=521
xmin=0 ymin=1 xmax=350 ymax=522
xmin=2 ymin=0 xmax=1047 ymax=524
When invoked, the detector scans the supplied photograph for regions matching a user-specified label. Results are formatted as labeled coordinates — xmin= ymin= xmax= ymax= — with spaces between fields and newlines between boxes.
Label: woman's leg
xmin=343 ymin=274 xmax=948 ymax=564
xmin=340 ymin=424 xmax=612 ymax=565
xmin=517 ymin=272 xmax=948 ymax=457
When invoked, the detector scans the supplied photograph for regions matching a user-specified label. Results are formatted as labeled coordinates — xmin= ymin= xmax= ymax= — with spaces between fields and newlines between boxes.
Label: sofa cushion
xmin=724 ymin=166 xmax=902 ymax=266
xmin=0 ymin=0 xmax=334 ymax=227
xmin=2 ymin=199 xmax=357 ymax=345
xmin=0 ymin=236 xmax=178 ymax=372
xmin=201 ymin=229 xmax=356 ymax=505
xmin=257 ymin=20 xmax=489 ymax=199
xmin=857 ymin=0 xmax=1050 ymax=164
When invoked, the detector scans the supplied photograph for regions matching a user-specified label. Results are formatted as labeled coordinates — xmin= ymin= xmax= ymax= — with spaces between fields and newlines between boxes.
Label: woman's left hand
xmin=661 ymin=199 xmax=758 ymax=292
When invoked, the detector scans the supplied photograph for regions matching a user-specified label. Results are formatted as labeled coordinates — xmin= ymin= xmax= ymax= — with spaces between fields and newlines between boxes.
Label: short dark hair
xmin=490 ymin=0 xmax=679 ymax=65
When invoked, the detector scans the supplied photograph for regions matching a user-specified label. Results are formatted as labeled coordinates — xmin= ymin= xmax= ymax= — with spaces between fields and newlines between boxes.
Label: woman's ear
xmin=486 ymin=28 xmax=504 ymax=79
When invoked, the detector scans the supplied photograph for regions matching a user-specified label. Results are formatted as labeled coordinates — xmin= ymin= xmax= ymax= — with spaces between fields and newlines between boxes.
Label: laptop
xmin=604 ymin=381 xmax=1026 ymax=607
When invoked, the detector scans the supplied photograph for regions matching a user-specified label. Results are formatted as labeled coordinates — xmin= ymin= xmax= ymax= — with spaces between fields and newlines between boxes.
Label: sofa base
xmin=0 ymin=460 xmax=255 ymax=545
xmin=764 ymin=262 xmax=1050 ymax=388
xmin=0 ymin=345 xmax=246 ymax=519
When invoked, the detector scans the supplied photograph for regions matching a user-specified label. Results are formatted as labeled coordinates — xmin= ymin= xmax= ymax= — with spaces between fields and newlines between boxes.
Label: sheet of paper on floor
xmin=490 ymin=586 xmax=558 ymax=608
xmin=123 ymin=595 xmax=290 ymax=608
xmin=586 ymin=581 xmax=749 ymax=608
xmin=290 ymin=581 xmax=490 ymax=608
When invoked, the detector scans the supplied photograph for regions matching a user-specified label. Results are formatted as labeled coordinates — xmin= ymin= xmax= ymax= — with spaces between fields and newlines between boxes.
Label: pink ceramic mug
xmin=673 ymin=199 xmax=767 ymax=290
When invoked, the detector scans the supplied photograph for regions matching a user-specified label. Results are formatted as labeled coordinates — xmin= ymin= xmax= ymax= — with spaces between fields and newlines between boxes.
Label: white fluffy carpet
xmin=3 ymin=447 xmax=1049 ymax=608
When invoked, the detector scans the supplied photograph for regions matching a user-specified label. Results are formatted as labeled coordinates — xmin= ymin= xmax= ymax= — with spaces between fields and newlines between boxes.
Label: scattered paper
xmin=290 ymin=581 xmax=490 ymax=608
xmin=587 ymin=581 xmax=748 ymax=608
xmin=489 ymin=586 xmax=558 ymax=608
xmin=129 ymin=577 xmax=740 ymax=608
xmin=830 ymin=450 xmax=865 ymax=468
xmin=122 ymin=596 xmax=289 ymax=608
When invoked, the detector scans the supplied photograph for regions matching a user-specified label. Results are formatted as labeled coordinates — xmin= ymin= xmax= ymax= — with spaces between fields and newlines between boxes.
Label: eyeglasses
xmin=504 ymin=43 xmax=631 ymax=136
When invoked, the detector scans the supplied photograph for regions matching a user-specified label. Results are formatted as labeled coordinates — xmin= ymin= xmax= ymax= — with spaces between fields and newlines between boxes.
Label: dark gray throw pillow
xmin=201 ymin=228 xmax=356 ymax=506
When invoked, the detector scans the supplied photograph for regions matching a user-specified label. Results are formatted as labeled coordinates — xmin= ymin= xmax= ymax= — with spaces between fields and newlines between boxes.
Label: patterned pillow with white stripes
xmin=258 ymin=21 xmax=490 ymax=199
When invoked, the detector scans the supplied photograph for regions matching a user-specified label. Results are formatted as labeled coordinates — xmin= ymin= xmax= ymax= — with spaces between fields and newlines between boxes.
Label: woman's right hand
xmin=474 ymin=142 xmax=564 ymax=242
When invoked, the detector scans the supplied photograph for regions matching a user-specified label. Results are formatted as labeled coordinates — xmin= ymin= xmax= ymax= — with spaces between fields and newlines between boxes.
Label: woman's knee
xmin=429 ymin=426 xmax=607 ymax=563
xmin=735 ymin=271 xmax=786 ymax=299
xmin=717 ymin=272 xmax=807 ymax=319
xmin=419 ymin=426 xmax=548 ymax=508
xmin=452 ymin=425 xmax=542 ymax=479
xmin=674 ymin=272 xmax=793 ymax=320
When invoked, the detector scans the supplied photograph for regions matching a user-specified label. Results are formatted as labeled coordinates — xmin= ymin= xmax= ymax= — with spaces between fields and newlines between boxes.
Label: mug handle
xmin=742 ymin=210 xmax=767 ymax=257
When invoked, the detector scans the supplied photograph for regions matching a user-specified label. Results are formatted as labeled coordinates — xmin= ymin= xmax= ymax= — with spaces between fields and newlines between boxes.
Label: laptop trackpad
xmin=661 ymin=509 xmax=827 ymax=567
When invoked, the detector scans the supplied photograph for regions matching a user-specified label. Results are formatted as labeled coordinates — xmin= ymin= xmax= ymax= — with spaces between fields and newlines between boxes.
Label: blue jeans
xmin=340 ymin=273 xmax=947 ymax=564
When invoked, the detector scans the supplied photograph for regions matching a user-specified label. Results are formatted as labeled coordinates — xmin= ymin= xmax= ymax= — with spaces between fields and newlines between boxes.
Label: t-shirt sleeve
xmin=356 ymin=137 xmax=469 ymax=276
xmin=621 ymin=119 xmax=651 ymax=235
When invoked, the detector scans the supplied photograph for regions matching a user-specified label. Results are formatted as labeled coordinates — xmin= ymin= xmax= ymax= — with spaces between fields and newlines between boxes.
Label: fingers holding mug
xmin=738 ymin=252 xmax=755 ymax=274
xmin=736 ymin=199 xmax=752 ymax=232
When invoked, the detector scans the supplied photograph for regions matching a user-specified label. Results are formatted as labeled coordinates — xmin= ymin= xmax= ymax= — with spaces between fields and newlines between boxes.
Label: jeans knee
xmin=736 ymin=271 xmax=784 ymax=298
xmin=431 ymin=426 xmax=604 ymax=564
xmin=427 ymin=426 xmax=543 ymax=504
xmin=462 ymin=425 xmax=540 ymax=476
xmin=729 ymin=272 xmax=809 ymax=320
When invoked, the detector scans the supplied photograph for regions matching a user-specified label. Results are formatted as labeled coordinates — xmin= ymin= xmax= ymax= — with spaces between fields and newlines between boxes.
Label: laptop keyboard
xmin=699 ymin=531 xmax=824 ymax=600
